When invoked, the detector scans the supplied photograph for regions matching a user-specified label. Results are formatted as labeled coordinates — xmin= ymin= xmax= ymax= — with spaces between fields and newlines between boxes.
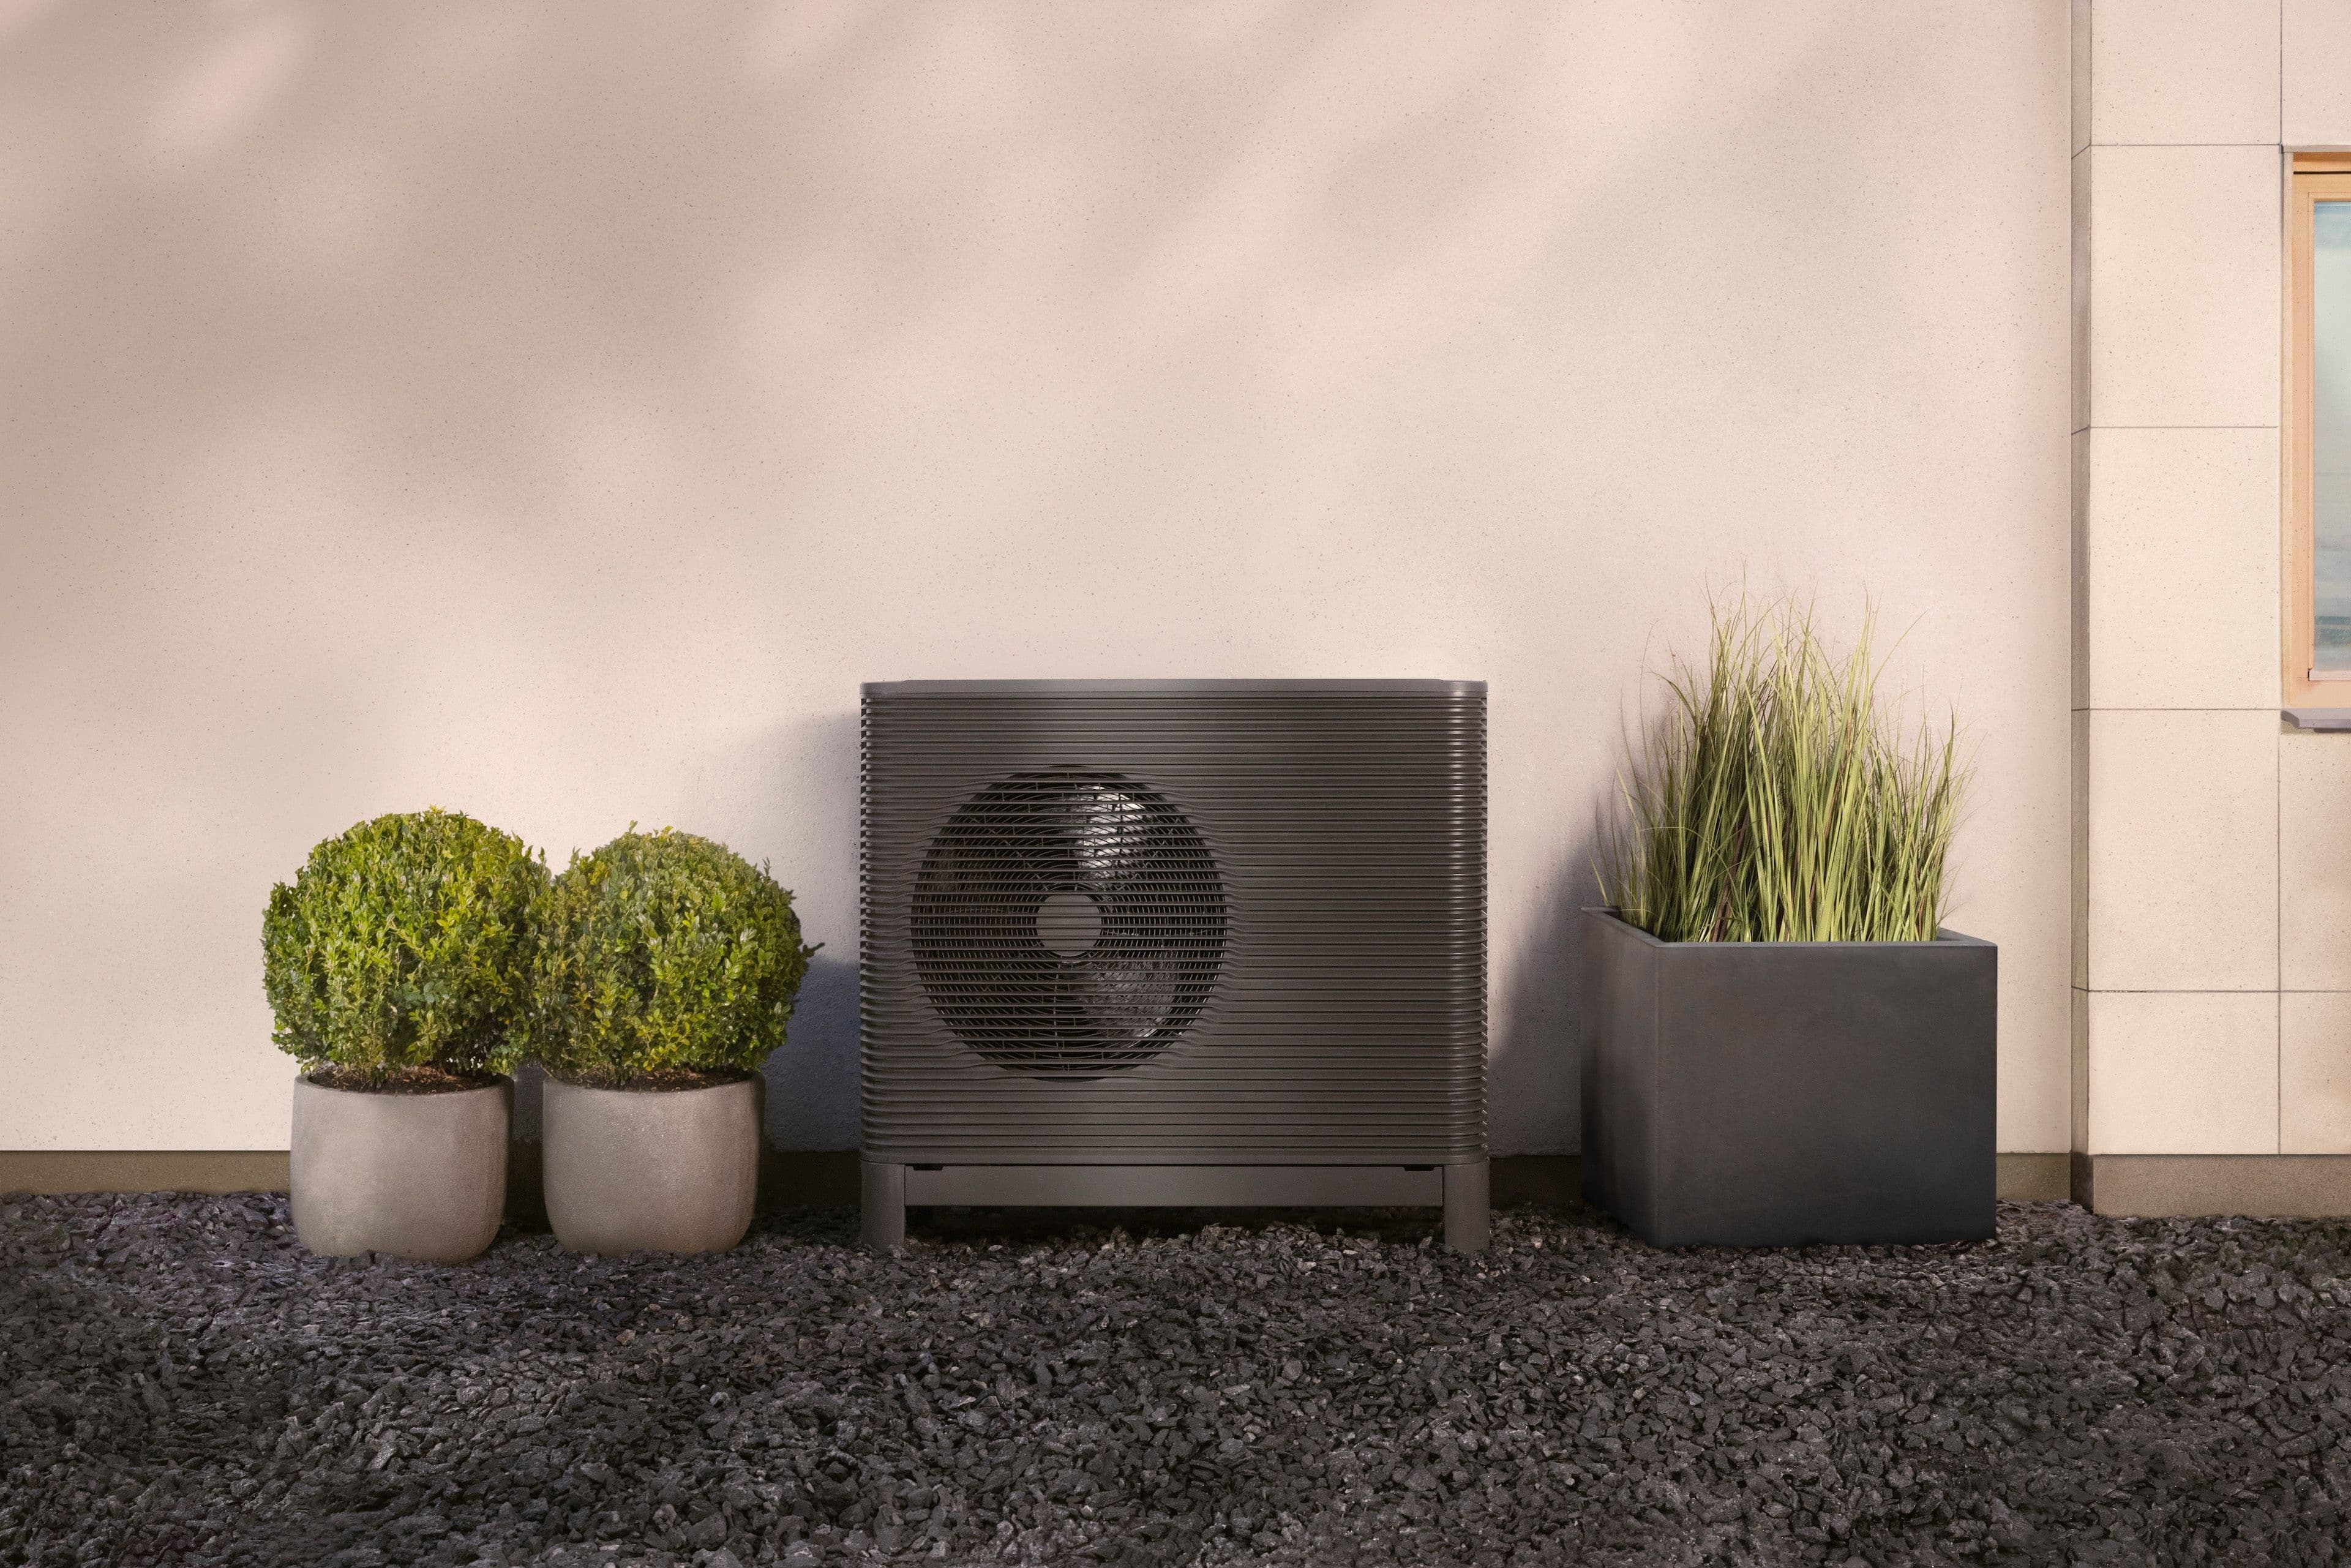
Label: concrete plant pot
xmin=291 ymin=1075 xmax=509 ymax=1262
xmin=1580 ymin=909 xmax=1996 ymax=1248
xmin=542 ymin=1076 xmax=760 ymax=1254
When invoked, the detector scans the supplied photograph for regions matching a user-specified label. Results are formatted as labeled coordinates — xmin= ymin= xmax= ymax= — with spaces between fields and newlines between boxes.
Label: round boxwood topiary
xmin=530 ymin=827 xmax=817 ymax=1087
xmin=263 ymin=808 xmax=547 ymax=1087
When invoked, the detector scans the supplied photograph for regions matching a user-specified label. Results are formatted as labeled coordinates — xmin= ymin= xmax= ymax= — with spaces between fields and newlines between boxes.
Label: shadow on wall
xmin=762 ymin=951 xmax=860 ymax=1152
xmin=505 ymin=953 xmax=860 ymax=1222
xmin=699 ymin=711 xmax=863 ymax=1153
xmin=1495 ymin=825 xmax=1601 ymax=1159
xmin=508 ymin=953 xmax=859 ymax=1146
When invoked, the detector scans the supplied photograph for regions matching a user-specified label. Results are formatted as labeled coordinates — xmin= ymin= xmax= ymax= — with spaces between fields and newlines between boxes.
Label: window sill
xmin=2284 ymin=708 xmax=2351 ymax=730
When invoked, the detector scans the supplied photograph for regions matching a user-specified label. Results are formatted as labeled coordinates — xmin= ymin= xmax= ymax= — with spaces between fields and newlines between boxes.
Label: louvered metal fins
xmin=861 ymin=680 xmax=1490 ymax=1176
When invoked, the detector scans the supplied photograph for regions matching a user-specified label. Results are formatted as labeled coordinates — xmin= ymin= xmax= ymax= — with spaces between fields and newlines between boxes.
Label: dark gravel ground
xmin=7 ymin=1198 xmax=2351 ymax=1568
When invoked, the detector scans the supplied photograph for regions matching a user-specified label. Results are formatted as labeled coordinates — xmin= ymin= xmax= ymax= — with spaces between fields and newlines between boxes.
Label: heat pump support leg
xmin=1443 ymin=1160 xmax=1490 ymax=1253
xmin=861 ymin=1161 xmax=906 ymax=1251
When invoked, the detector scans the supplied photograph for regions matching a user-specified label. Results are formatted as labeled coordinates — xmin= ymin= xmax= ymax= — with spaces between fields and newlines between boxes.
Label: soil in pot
xmin=303 ymin=1063 xmax=503 ymax=1093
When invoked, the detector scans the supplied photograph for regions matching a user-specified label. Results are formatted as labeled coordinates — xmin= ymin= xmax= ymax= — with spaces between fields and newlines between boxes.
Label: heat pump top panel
xmin=860 ymin=680 xmax=1486 ymax=1166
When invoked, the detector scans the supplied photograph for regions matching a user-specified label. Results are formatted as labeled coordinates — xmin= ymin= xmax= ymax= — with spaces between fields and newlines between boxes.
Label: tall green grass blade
xmin=1596 ymin=591 xmax=1968 ymax=943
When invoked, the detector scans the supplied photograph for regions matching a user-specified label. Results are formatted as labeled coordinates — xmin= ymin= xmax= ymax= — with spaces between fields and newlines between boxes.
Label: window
xmin=2288 ymin=158 xmax=2351 ymax=706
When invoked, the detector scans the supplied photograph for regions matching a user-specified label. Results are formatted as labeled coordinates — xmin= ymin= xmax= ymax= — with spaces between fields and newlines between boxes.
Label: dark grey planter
xmin=1580 ymin=910 xmax=1995 ymax=1248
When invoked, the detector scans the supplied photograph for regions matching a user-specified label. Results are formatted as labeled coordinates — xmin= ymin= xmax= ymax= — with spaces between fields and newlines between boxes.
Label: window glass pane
xmin=2315 ymin=202 xmax=2351 ymax=669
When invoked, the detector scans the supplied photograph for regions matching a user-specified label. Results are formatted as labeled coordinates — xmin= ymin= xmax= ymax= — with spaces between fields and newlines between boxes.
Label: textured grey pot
xmin=290 ymin=1076 xmax=509 ymax=1262
xmin=542 ymin=1077 xmax=760 ymax=1254
xmin=1580 ymin=910 xmax=1996 ymax=1248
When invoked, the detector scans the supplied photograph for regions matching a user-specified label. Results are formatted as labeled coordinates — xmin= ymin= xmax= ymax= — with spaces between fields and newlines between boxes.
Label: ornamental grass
xmin=1597 ymin=593 xmax=1966 ymax=943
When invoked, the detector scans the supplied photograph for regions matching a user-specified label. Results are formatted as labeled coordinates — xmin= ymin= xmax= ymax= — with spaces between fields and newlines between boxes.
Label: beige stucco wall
xmin=1 ymin=2 xmax=2071 ymax=1155
xmin=2073 ymin=0 xmax=2351 ymax=1158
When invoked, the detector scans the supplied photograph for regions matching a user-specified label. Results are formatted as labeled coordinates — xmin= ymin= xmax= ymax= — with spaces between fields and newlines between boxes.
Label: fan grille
xmin=911 ymin=770 xmax=1226 ymax=1076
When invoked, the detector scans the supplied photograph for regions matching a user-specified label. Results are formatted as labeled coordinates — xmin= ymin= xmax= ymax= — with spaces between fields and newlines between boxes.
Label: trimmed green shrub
xmin=530 ymin=828 xmax=817 ymax=1085
xmin=263 ymin=809 xmax=547 ymax=1082
xmin=1597 ymin=593 xmax=1968 ymax=943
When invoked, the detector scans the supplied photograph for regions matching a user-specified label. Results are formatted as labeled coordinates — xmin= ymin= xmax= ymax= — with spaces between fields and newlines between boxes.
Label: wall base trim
xmin=1997 ymin=1152 xmax=2071 ymax=1202
xmin=0 ymin=1150 xmax=291 ymax=1195
xmin=2072 ymin=1153 xmax=2351 ymax=1217
xmin=5 ymin=1150 xmax=2071 ymax=1210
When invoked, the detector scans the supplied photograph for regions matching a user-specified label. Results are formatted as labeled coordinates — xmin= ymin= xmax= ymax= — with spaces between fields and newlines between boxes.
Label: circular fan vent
xmin=912 ymin=770 xmax=1226 ymax=1076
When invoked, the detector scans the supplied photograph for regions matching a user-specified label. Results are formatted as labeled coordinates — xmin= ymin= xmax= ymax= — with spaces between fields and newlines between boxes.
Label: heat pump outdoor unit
xmin=859 ymin=679 xmax=1489 ymax=1252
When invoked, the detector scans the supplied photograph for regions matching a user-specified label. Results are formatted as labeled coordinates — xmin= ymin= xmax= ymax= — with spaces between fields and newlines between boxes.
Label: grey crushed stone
xmin=4 ymin=1197 xmax=2351 ymax=1566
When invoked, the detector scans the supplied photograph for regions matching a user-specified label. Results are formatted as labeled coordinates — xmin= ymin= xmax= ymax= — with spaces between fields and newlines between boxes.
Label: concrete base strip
xmin=4 ymin=1150 xmax=2079 ymax=1210
xmin=0 ymin=1150 xmax=291 ymax=1195
xmin=1997 ymin=1152 xmax=2071 ymax=1202
xmin=2072 ymin=1153 xmax=2351 ymax=1217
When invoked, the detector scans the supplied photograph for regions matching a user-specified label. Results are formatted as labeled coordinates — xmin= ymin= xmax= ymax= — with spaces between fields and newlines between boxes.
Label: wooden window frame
xmin=2287 ymin=158 xmax=2351 ymax=707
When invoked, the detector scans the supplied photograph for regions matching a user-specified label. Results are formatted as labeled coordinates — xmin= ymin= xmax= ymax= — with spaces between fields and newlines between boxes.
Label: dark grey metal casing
xmin=860 ymin=680 xmax=1488 ymax=1249
xmin=1580 ymin=909 xmax=1997 ymax=1248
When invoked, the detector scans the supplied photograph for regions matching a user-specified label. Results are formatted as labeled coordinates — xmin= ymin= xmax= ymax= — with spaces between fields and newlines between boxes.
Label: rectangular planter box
xmin=1580 ymin=909 xmax=1995 ymax=1247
